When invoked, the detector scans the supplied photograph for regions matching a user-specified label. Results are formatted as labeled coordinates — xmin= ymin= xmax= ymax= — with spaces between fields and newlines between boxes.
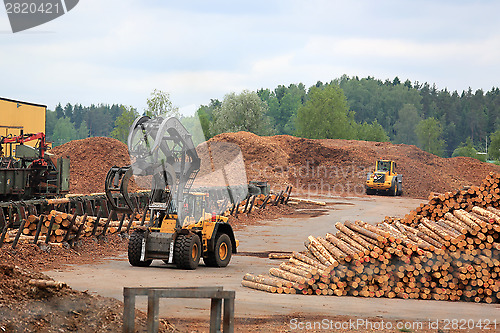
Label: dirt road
xmin=47 ymin=195 xmax=499 ymax=327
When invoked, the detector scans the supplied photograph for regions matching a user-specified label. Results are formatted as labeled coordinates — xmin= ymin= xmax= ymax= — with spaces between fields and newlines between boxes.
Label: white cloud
xmin=252 ymin=54 xmax=295 ymax=75
xmin=303 ymin=35 xmax=500 ymax=65
xmin=179 ymin=104 xmax=198 ymax=117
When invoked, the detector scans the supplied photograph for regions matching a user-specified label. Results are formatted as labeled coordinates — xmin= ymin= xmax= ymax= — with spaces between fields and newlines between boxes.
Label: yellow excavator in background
xmin=365 ymin=160 xmax=402 ymax=196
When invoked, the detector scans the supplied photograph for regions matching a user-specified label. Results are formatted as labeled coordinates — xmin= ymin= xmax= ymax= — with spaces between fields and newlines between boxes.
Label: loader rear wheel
xmin=389 ymin=182 xmax=398 ymax=196
xmin=204 ymin=234 xmax=232 ymax=267
xmin=128 ymin=230 xmax=152 ymax=267
xmin=174 ymin=233 xmax=201 ymax=270
xmin=365 ymin=188 xmax=376 ymax=195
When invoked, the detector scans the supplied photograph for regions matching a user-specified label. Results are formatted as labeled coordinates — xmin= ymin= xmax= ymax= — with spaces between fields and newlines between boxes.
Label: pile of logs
xmin=2 ymin=185 xmax=293 ymax=246
xmin=401 ymin=172 xmax=500 ymax=227
xmin=242 ymin=203 xmax=500 ymax=303
xmin=2 ymin=210 xmax=137 ymax=245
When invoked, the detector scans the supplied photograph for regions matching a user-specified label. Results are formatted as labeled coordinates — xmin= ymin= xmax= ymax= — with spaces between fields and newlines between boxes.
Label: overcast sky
xmin=1 ymin=0 xmax=499 ymax=116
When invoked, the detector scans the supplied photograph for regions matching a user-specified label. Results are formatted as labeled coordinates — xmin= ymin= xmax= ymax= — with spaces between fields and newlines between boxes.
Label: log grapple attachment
xmin=106 ymin=116 xmax=248 ymax=269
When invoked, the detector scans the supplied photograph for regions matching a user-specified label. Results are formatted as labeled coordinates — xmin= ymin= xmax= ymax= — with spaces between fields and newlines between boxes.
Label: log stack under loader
xmin=1 ymin=210 xmax=139 ymax=246
xmin=242 ymin=172 xmax=500 ymax=303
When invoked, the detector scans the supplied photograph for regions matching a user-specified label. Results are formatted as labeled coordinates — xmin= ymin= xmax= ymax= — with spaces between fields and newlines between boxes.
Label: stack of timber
xmin=400 ymin=172 xmax=500 ymax=227
xmin=242 ymin=173 xmax=500 ymax=304
xmin=2 ymin=210 xmax=138 ymax=244
xmin=242 ymin=212 xmax=499 ymax=302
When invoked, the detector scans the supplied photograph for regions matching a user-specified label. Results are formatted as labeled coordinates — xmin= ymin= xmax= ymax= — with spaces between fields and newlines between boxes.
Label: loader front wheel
xmin=174 ymin=233 xmax=201 ymax=270
xmin=128 ymin=230 xmax=152 ymax=267
xmin=204 ymin=234 xmax=232 ymax=267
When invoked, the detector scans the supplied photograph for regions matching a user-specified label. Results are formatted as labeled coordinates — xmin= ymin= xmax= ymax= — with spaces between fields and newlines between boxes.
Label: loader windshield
xmin=376 ymin=160 xmax=391 ymax=173
xmin=185 ymin=193 xmax=205 ymax=222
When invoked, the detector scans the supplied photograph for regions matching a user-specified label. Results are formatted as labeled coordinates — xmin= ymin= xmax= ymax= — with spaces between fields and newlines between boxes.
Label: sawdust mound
xmin=209 ymin=132 xmax=500 ymax=199
xmin=50 ymin=137 xmax=134 ymax=194
xmin=0 ymin=237 xmax=140 ymax=332
xmin=0 ymin=249 xmax=120 ymax=331
xmin=50 ymin=134 xmax=500 ymax=199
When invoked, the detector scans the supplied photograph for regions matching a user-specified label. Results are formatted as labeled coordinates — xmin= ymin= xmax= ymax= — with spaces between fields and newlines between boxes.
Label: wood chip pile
xmin=242 ymin=173 xmax=500 ymax=303
xmin=211 ymin=132 xmax=500 ymax=198
xmin=50 ymin=137 xmax=136 ymax=194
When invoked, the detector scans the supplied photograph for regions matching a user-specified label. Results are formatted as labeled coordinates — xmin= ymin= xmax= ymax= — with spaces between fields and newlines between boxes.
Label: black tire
xmin=204 ymin=234 xmax=232 ymax=267
xmin=386 ymin=180 xmax=396 ymax=196
xmin=365 ymin=188 xmax=376 ymax=195
xmin=174 ymin=233 xmax=201 ymax=270
xmin=128 ymin=230 xmax=152 ymax=267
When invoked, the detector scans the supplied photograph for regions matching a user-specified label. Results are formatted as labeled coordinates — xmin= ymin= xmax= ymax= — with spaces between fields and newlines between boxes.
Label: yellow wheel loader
xmin=365 ymin=160 xmax=402 ymax=196
xmin=128 ymin=191 xmax=237 ymax=269
xmin=105 ymin=116 xmax=245 ymax=269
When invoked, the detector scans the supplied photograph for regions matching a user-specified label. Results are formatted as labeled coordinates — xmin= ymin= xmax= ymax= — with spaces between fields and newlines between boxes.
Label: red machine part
xmin=0 ymin=132 xmax=49 ymax=166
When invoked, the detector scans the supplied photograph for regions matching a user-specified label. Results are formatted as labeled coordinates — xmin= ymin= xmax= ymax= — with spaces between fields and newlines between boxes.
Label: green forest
xmin=46 ymin=75 xmax=500 ymax=162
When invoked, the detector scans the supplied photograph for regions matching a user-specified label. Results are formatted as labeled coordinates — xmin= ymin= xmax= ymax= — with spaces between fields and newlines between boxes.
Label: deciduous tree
xmin=51 ymin=117 xmax=77 ymax=146
xmin=145 ymin=89 xmax=180 ymax=118
xmin=452 ymin=137 xmax=485 ymax=161
xmin=110 ymin=106 xmax=139 ymax=143
xmin=296 ymin=84 xmax=356 ymax=139
xmin=356 ymin=120 xmax=389 ymax=142
xmin=488 ymin=129 xmax=500 ymax=160
xmin=76 ymin=121 xmax=89 ymax=140
xmin=394 ymin=104 xmax=421 ymax=145
xmin=210 ymin=90 xmax=273 ymax=136
xmin=416 ymin=117 xmax=445 ymax=156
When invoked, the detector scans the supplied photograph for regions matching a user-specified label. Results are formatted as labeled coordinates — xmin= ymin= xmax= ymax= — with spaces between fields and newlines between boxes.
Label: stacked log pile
xmin=3 ymin=186 xmax=292 ymax=246
xmin=243 ymin=211 xmax=499 ymax=302
xmin=242 ymin=174 xmax=500 ymax=303
xmin=2 ymin=210 xmax=138 ymax=244
xmin=400 ymin=172 xmax=500 ymax=227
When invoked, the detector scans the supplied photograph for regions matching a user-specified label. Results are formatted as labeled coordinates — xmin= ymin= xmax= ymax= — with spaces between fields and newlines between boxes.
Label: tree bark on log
xmin=325 ymin=233 xmax=357 ymax=258
xmin=269 ymin=267 xmax=306 ymax=285
xmin=28 ymin=279 xmax=66 ymax=289
xmin=307 ymin=236 xmax=337 ymax=265
xmin=345 ymin=221 xmax=386 ymax=243
xmin=473 ymin=206 xmax=500 ymax=223
xmin=453 ymin=210 xmax=481 ymax=231
xmin=241 ymin=279 xmax=278 ymax=293
xmin=243 ymin=273 xmax=291 ymax=288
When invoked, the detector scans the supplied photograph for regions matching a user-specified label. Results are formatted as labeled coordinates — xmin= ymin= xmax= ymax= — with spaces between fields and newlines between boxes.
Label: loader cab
xmin=183 ymin=192 xmax=209 ymax=225
xmin=376 ymin=160 xmax=396 ymax=175
xmin=156 ymin=192 xmax=222 ymax=230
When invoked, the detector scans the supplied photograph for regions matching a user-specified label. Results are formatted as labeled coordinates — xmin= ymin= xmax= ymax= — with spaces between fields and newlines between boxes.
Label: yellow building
xmin=0 ymin=97 xmax=46 ymax=156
